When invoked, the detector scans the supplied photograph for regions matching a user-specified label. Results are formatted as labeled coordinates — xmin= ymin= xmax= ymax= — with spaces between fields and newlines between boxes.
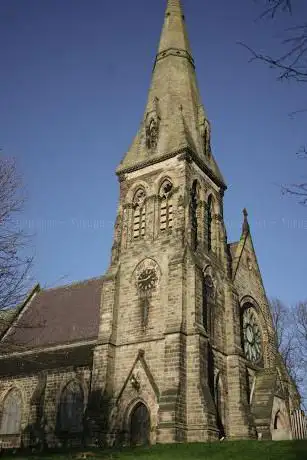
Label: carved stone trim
xmin=155 ymin=47 xmax=195 ymax=68
xmin=117 ymin=147 xmax=226 ymax=191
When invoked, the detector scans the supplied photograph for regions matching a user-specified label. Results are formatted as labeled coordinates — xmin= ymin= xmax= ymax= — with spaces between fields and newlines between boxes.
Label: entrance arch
xmin=272 ymin=410 xmax=291 ymax=440
xmin=130 ymin=402 xmax=150 ymax=446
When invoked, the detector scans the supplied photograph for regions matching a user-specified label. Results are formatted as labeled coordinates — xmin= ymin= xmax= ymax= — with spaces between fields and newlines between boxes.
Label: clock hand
xmin=140 ymin=273 xmax=154 ymax=283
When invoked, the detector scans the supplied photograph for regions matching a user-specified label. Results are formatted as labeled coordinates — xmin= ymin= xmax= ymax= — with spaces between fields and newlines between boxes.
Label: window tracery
xmin=241 ymin=305 xmax=262 ymax=363
xmin=159 ymin=179 xmax=173 ymax=232
xmin=0 ymin=389 xmax=22 ymax=435
xmin=133 ymin=188 xmax=146 ymax=239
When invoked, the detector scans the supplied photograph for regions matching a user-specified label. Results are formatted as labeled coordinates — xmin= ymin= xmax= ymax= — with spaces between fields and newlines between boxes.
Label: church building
xmin=0 ymin=0 xmax=300 ymax=449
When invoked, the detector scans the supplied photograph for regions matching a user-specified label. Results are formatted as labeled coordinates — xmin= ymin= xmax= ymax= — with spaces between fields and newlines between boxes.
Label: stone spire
xmin=117 ymin=0 xmax=226 ymax=190
xmin=157 ymin=0 xmax=193 ymax=59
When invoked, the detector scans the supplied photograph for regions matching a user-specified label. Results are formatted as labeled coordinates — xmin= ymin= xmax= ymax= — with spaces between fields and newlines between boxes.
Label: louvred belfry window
xmin=159 ymin=179 xmax=173 ymax=232
xmin=133 ymin=188 xmax=146 ymax=239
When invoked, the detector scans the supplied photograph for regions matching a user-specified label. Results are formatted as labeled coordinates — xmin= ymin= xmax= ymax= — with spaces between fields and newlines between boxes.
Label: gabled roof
xmin=0 ymin=277 xmax=103 ymax=352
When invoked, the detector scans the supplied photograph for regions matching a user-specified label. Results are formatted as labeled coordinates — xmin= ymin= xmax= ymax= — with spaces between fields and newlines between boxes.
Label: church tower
xmin=0 ymin=0 xmax=302 ymax=450
xmin=90 ymin=0 xmax=298 ymax=445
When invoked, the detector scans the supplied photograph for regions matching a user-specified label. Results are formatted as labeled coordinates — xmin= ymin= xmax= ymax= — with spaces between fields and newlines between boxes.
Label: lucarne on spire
xmin=117 ymin=0 xmax=226 ymax=190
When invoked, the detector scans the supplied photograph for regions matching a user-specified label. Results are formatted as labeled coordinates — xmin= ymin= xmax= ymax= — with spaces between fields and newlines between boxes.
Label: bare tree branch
xmin=0 ymin=153 xmax=33 ymax=311
xmin=295 ymin=301 xmax=307 ymax=351
xmin=244 ymin=2 xmax=307 ymax=204
xmin=258 ymin=0 xmax=292 ymax=18
xmin=239 ymin=41 xmax=307 ymax=82
xmin=270 ymin=298 xmax=307 ymax=408
xmin=281 ymin=148 xmax=307 ymax=204
xmin=270 ymin=298 xmax=298 ymax=378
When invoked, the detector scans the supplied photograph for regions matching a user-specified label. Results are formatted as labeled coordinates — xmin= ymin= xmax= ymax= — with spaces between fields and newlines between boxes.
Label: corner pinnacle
xmin=242 ymin=208 xmax=250 ymax=234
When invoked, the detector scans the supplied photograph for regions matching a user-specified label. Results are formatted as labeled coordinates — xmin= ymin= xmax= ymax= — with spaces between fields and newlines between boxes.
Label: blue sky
xmin=1 ymin=0 xmax=307 ymax=305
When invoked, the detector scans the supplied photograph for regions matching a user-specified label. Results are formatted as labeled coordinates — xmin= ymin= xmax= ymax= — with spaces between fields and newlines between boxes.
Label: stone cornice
xmin=117 ymin=147 xmax=227 ymax=191
xmin=0 ymin=339 xmax=97 ymax=360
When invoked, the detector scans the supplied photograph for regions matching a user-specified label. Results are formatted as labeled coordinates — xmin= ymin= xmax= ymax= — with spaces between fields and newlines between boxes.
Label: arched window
xmin=159 ymin=179 xmax=173 ymax=232
xmin=202 ymin=274 xmax=214 ymax=333
xmin=191 ymin=180 xmax=199 ymax=250
xmin=133 ymin=188 xmax=146 ymax=239
xmin=58 ymin=381 xmax=84 ymax=433
xmin=0 ymin=389 xmax=22 ymax=435
xmin=214 ymin=373 xmax=226 ymax=438
xmin=207 ymin=195 xmax=213 ymax=251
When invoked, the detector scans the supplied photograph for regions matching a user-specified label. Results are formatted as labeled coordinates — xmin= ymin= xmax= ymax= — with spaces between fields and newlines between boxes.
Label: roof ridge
xmin=41 ymin=275 xmax=105 ymax=293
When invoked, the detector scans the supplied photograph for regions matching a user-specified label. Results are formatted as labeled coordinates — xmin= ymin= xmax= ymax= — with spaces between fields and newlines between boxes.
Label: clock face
xmin=242 ymin=307 xmax=262 ymax=363
xmin=137 ymin=268 xmax=157 ymax=292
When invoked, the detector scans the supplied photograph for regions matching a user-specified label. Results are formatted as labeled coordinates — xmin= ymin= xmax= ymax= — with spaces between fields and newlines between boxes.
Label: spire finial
xmin=157 ymin=0 xmax=192 ymax=58
xmin=242 ymin=208 xmax=250 ymax=234
xmin=166 ymin=0 xmax=183 ymax=13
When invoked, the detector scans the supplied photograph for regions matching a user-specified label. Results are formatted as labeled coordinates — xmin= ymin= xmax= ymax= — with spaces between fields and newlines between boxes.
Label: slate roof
xmin=0 ymin=277 xmax=103 ymax=352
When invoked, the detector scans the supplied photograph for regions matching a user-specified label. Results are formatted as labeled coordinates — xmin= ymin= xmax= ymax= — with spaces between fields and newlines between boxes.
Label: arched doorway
xmin=272 ymin=410 xmax=291 ymax=440
xmin=130 ymin=402 xmax=150 ymax=446
xmin=274 ymin=412 xmax=283 ymax=430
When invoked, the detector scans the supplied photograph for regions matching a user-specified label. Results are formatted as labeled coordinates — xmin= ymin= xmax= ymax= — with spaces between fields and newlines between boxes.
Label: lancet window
xmin=57 ymin=381 xmax=84 ymax=433
xmin=207 ymin=195 xmax=213 ymax=251
xmin=202 ymin=274 xmax=214 ymax=333
xmin=191 ymin=180 xmax=199 ymax=250
xmin=133 ymin=188 xmax=146 ymax=239
xmin=159 ymin=179 xmax=173 ymax=232
xmin=0 ymin=389 xmax=22 ymax=435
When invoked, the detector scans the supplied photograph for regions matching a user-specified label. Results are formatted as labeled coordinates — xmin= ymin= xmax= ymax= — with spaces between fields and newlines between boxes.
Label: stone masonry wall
xmin=0 ymin=365 xmax=91 ymax=449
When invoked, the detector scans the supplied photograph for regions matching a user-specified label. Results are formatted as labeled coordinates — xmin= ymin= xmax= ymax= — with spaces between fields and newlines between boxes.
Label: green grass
xmin=2 ymin=441 xmax=307 ymax=460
